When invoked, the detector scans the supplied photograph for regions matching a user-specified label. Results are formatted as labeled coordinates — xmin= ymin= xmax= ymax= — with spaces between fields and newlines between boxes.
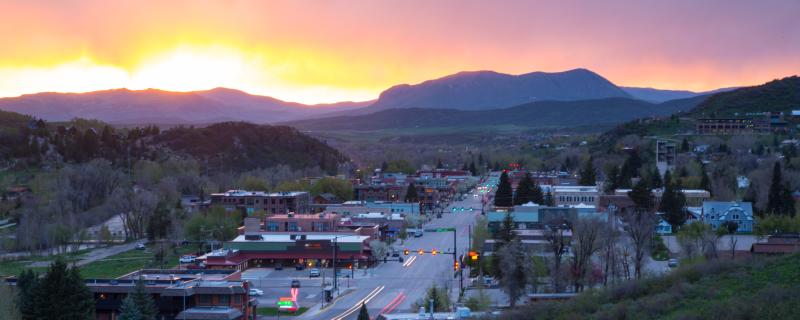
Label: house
xmin=701 ymin=201 xmax=755 ymax=233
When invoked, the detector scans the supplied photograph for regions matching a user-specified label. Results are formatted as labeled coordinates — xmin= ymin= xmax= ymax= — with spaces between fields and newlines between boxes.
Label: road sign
xmin=423 ymin=228 xmax=455 ymax=232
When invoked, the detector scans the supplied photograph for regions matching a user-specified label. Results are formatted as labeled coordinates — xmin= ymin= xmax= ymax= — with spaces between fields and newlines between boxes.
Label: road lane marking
xmin=402 ymin=255 xmax=417 ymax=267
xmin=331 ymin=285 xmax=385 ymax=320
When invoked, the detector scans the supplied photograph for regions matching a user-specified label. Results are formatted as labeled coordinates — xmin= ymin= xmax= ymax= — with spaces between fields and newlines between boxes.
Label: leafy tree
xmin=0 ymin=280 xmax=20 ymax=320
xmin=513 ymin=173 xmax=533 ymax=205
xmin=131 ymin=278 xmax=158 ymax=320
xmin=184 ymin=206 xmax=241 ymax=241
xmin=357 ymin=303 xmax=369 ymax=320
xmin=310 ymin=177 xmax=353 ymax=201
xmin=498 ymin=238 xmax=528 ymax=307
xmin=118 ymin=295 xmax=143 ymax=320
xmin=494 ymin=171 xmax=513 ymax=207
xmin=578 ymin=157 xmax=596 ymax=186
xmin=418 ymin=284 xmax=450 ymax=312
xmin=404 ymin=183 xmax=418 ymax=203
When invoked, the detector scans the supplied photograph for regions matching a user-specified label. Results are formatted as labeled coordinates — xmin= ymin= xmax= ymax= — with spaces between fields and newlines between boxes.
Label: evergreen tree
xmin=700 ymin=164 xmax=711 ymax=194
xmin=462 ymin=162 xmax=469 ymax=171
xmin=530 ymin=182 xmax=545 ymax=205
xmin=436 ymin=159 xmax=444 ymax=169
xmin=768 ymin=162 xmax=790 ymax=215
xmin=405 ymin=183 xmax=418 ymax=203
xmin=498 ymin=212 xmax=517 ymax=244
xmin=650 ymin=167 xmax=663 ymax=189
xmin=469 ymin=161 xmax=477 ymax=176
xmin=627 ymin=179 xmax=654 ymax=213
xmin=681 ymin=138 xmax=690 ymax=152
xmin=357 ymin=303 xmax=370 ymax=320
xmin=513 ymin=173 xmax=533 ymax=205
xmin=578 ymin=157 xmax=596 ymax=186
xmin=380 ymin=161 xmax=388 ymax=172
xmin=16 ymin=269 xmax=38 ymax=318
xmin=27 ymin=258 xmax=94 ymax=320
xmin=604 ymin=165 xmax=621 ymax=193
xmin=493 ymin=161 xmax=501 ymax=171
xmin=118 ymin=295 xmax=142 ymax=320
xmin=660 ymin=171 xmax=687 ymax=229
xmin=131 ymin=278 xmax=158 ymax=320
xmin=478 ymin=153 xmax=484 ymax=166
xmin=494 ymin=171 xmax=513 ymax=207
xmin=544 ymin=191 xmax=555 ymax=206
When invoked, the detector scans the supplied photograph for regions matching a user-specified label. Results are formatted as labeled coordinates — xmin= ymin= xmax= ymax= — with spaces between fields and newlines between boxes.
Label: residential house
xmin=701 ymin=201 xmax=755 ymax=232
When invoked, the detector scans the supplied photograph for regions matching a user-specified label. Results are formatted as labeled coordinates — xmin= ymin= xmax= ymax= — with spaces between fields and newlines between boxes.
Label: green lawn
xmin=0 ymin=248 xmax=89 ymax=277
xmin=256 ymin=307 xmax=309 ymax=316
xmin=79 ymin=244 xmax=200 ymax=279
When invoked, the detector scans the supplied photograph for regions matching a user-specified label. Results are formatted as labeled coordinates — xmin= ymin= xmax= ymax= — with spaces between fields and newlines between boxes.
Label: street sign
xmin=423 ymin=228 xmax=455 ymax=232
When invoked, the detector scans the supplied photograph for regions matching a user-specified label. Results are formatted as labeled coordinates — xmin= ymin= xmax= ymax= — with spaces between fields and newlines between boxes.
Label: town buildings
xmin=701 ymin=201 xmax=755 ymax=233
xmin=210 ymin=190 xmax=311 ymax=215
xmin=553 ymin=186 xmax=599 ymax=206
xmin=656 ymin=140 xmax=676 ymax=176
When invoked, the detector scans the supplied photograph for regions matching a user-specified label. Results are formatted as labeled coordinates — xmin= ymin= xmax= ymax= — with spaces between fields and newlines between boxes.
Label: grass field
xmin=79 ymin=244 xmax=200 ymax=279
xmin=0 ymin=248 xmax=90 ymax=277
xmin=256 ymin=307 xmax=309 ymax=316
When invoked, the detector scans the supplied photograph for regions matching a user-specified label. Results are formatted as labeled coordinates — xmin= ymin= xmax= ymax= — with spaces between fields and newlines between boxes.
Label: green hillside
xmin=501 ymin=254 xmax=800 ymax=320
xmin=688 ymin=76 xmax=800 ymax=118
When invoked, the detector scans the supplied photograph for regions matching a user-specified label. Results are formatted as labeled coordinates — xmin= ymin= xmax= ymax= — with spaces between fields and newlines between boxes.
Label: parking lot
xmin=242 ymin=267 xmax=361 ymax=310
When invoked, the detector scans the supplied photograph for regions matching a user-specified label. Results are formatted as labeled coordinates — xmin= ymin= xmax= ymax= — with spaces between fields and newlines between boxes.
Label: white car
xmin=249 ymin=288 xmax=264 ymax=296
xmin=179 ymin=255 xmax=196 ymax=264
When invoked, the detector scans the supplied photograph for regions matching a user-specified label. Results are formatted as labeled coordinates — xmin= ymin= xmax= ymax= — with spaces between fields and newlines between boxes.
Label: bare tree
xmin=600 ymin=223 xmax=621 ymax=285
xmin=497 ymin=238 xmax=529 ymax=307
xmin=113 ymin=187 xmax=158 ymax=239
xmin=544 ymin=221 xmax=571 ymax=292
xmin=570 ymin=217 xmax=604 ymax=292
xmin=621 ymin=211 xmax=657 ymax=280
xmin=369 ymin=240 xmax=388 ymax=263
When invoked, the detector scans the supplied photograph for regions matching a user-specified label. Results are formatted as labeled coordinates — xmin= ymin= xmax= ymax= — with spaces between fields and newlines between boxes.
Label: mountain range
xmin=0 ymin=68 xmax=737 ymax=125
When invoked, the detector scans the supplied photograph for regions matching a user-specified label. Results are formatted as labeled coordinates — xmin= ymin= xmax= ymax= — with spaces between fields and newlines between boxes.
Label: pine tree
xmin=405 ymin=183 xmax=418 ymax=203
xmin=530 ymin=182 xmax=545 ymax=205
xmin=628 ymin=179 xmax=654 ymax=213
xmin=650 ymin=167 xmax=663 ymax=189
xmin=493 ymin=161 xmax=501 ymax=171
xmin=498 ymin=212 xmax=517 ymax=244
xmin=131 ymin=278 xmax=158 ymax=320
xmin=768 ymin=162 xmax=788 ymax=215
xmin=578 ymin=157 xmax=596 ymax=186
xmin=380 ymin=161 xmax=388 ymax=172
xmin=700 ymin=164 xmax=711 ymax=194
xmin=494 ymin=171 xmax=513 ymax=207
xmin=681 ymin=138 xmax=689 ymax=152
xmin=462 ymin=163 xmax=469 ymax=171
xmin=544 ymin=191 xmax=555 ymax=206
xmin=28 ymin=258 xmax=94 ymax=320
xmin=513 ymin=173 xmax=533 ymax=205
xmin=16 ymin=269 xmax=38 ymax=318
xmin=436 ymin=159 xmax=444 ymax=169
xmin=660 ymin=171 xmax=687 ymax=229
xmin=118 ymin=295 xmax=143 ymax=320
xmin=469 ymin=161 xmax=477 ymax=176
xmin=357 ymin=303 xmax=370 ymax=320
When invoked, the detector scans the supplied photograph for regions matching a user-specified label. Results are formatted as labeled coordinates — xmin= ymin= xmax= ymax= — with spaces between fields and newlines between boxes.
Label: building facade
xmin=210 ymin=190 xmax=311 ymax=215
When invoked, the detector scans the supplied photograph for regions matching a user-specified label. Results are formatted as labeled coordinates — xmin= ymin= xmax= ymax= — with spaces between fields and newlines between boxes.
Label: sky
xmin=0 ymin=0 xmax=798 ymax=104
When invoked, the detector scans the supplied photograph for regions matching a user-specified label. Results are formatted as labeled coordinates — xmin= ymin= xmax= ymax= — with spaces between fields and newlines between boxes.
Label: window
xmin=234 ymin=295 xmax=241 ymax=304
xmin=218 ymin=295 xmax=230 ymax=305
xmin=199 ymin=294 xmax=212 ymax=304
xmin=267 ymin=223 xmax=279 ymax=231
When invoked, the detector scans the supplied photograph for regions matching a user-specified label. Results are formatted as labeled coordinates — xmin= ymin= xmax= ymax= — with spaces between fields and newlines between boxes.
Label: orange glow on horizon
xmin=0 ymin=1 xmax=796 ymax=104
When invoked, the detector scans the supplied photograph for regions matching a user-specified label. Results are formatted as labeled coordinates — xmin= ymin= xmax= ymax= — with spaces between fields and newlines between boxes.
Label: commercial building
xmin=656 ymin=140 xmax=677 ymax=176
xmin=353 ymin=184 xmax=406 ymax=202
xmin=85 ymin=269 xmax=256 ymax=320
xmin=262 ymin=213 xmax=340 ymax=232
xmin=210 ymin=190 xmax=311 ymax=215
xmin=201 ymin=232 xmax=375 ymax=270
xmin=323 ymin=201 xmax=420 ymax=216
xmin=614 ymin=188 xmax=711 ymax=207
xmin=553 ymin=186 xmax=599 ymax=207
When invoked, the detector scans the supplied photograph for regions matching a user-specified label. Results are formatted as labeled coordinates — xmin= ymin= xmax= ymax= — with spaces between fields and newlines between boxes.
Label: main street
xmin=296 ymin=189 xmax=484 ymax=320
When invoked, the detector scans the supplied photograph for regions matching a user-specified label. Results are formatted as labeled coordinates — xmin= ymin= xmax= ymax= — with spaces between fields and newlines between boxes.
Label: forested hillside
xmin=500 ymin=254 xmax=800 ymax=319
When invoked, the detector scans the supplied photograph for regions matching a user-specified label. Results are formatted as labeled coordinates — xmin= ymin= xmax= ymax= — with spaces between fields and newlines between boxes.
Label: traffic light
xmin=469 ymin=251 xmax=479 ymax=261
xmin=418 ymin=249 xmax=424 ymax=255
xmin=454 ymin=261 xmax=460 ymax=271
xmin=431 ymin=249 xmax=438 ymax=256
xmin=403 ymin=249 xmax=409 ymax=256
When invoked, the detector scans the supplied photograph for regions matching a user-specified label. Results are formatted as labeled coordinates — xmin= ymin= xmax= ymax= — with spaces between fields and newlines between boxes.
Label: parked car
xmin=179 ymin=255 xmax=196 ymax=264
xmin=291 ymin=280 xmax=301 ymax=288
xmin=391 ymin=252 xmax=400 ymax=257
xmin=668 ymin=259 xmax=679 ymax=268
xmin=249 ymin=288 xmax=264 ymax=296
xmin=309 ymin=268 xmax=320 ymax=277
xmin=135 ymin=243 xmax=146 ymax=250
xmin=275 ymin=264 xmax=284 ymax=270
xmin=295 ymin=264 xmax=305 ymax=271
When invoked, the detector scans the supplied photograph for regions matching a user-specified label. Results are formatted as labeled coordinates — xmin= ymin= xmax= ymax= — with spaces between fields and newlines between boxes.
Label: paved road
xmin=296 ymin=190 xmax=484 ymax=320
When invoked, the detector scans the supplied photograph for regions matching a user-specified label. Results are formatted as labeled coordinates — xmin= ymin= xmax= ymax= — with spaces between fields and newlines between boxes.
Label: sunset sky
xmin=0 ymin=0 xmax=798 ymax=104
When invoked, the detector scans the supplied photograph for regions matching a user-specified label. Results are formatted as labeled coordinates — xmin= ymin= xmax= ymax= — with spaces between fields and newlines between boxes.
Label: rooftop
xmin=211 ymin=190 xmax=308 ymax=197
xmin=230 ymin=233 xmax=369 ymax=243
